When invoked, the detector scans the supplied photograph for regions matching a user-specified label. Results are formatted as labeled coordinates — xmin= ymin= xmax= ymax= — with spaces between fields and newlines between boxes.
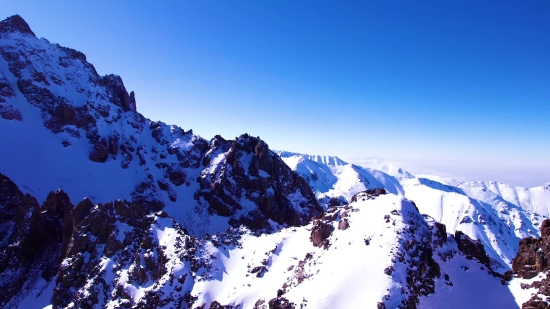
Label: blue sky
xmin=2 ymin=1 xmax=549 ymax=186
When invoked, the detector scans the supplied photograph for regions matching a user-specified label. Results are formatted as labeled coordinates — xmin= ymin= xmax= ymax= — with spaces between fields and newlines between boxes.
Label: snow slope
xmin=186 ymin=194 xmax=518 ymax=308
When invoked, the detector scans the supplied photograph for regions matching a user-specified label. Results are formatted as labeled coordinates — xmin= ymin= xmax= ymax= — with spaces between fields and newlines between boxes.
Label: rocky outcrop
xmin=0 ymin=103 xmax=22 ymax=121
xmin=0 ymin=174 xmax=70 ymax=308
xmin=338 ymin=218 xmax=349 ymax=230
xmin=350 ymin=188 xmax=387 ymax=203
xmin=108 ymin=132 xmax=119 ymax=158
xmin=512 ymin=220 xmax=550 ymax=280
xmin=89 ymin=137 xmax=109 ymax=162
xmin=102 ymin=74 xmax=137 ymax=112
xmin=268 ymin=297 xmax=295 ymax=309
xmin=199 ymin=134 xmax=322 ymax=230
xmin=0 ymin=15 xmax=35 ymax=37
xmin=310 ymin=219 xmax=332 ymax=249
xmin=508 ymin=219 xmax=550 ymax=307
xmin=327 ymin=196 xmax=347 ymax=206
xmin=454 ymin=230 xmax=491 ymax=268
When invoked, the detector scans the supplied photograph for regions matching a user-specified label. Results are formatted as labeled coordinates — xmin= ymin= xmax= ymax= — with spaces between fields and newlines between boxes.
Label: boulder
xmin=89 ymin=137 xmax=108 ymax=162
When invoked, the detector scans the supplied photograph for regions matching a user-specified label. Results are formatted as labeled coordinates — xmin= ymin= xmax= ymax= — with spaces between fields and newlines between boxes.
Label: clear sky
xmin=2 ymin=0 xmax=549 ymax=187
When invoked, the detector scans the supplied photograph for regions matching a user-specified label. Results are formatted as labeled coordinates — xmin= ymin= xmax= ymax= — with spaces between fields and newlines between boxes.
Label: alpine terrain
xmin=0 ymin=15 xmax=549 ymax=309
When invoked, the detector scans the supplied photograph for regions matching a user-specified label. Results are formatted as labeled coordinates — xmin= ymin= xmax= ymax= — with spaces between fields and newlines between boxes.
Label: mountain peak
xmin=0 ymin=15 xmax=35 ymax=37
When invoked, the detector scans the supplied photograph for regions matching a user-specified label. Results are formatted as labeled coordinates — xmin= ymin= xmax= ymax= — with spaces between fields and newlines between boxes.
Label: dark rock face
xmin=0 ymin=103 xmax=22 ymax=121
xmin=522 ymin=297 xmax=550 ymax=309
xmin=0 ymin=174 xmax=70 ymax=308
xmin=512 ymin=219 xmax=550 ymax=279
xmin=328 ymin=196 xmax=347 ymax=207
xmin=310 ymin=219 xmax=332 ymax=249
xmin=108 ymin=133 xmax=119 ymax=158
xmin=102 ymin=74 xmax=136 ymax=112
xmin=0 ymin=71 xmax=21 ymax=121
xmin=89 ymin=137 xmax=109 ymax=162
xmin=0 ymin=15 xmax=35 ymax=37
xmin=350 ymin=188 xmax=387 ymax=203
xmin=338 ymin=218 xmax=350 ymax=230
xmin=199 ymin=134 xmax=322 ymax=230
xmin=454 ymin=230 xmax=491 ymax=268
xmin=268 ymin=297 xmax=295 ymax=309
xmin=509 ymin=219 xmax=550 ymax=307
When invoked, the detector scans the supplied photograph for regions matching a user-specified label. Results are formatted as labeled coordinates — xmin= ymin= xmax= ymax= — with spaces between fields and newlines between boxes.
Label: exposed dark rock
xmin=454 ymin=230 xmax=491 ymax=268
xmin=510 ymin=218 xmax=550 ymax=308
xmin=209 ymin=301 xmax=238 ymax=309
xmin=168 ymin=168 xmax=186 ymax=186
xmin=268 ymin=297 xmax=295 ymax=309
xmin=199 ymin=134 xmax=321 ymax=229
xmin=310 ymin=219 xmax=332 ymax=248
xmin=338 ymin=218 xmax=349 ymax=230
xmin=89 ymin=137 xmax=109 ymax=162
xmin=108 ymin=133 xmax=119 ymax=158
xmin=328 ymin=196 xmax=347 ymax=207
xmin=0 ymin=104 xmax=22 ymax=121
xmin=522 ymin=295 xmax=550 ymax=309
xmin=0 ymin=15 xmax=35 ymax=37
xmin=433 ymin=222 xmax=447 ymax=243
xmin=102 ymin=74 xmax=136 ymax=112
xmin=250 ymin=265 xmax=268 ymax=278
xmin=229 ymin=209 xmax=270 ymax=231
xmin=350 ymin=188 xmax=387 ymax=203
xmin=0 ymin=173 xmax=72 ymax=308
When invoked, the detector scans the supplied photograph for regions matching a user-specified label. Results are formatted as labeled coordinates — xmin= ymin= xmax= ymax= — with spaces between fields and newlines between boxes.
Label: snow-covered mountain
xmin=0 ymin=15 xmax=320 ymax=238
xmin=1 ymin=14 xmax=549 ymax=309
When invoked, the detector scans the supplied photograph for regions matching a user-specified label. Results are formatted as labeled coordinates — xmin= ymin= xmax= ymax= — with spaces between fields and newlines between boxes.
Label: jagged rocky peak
xmin=0 ymin=174 xmax=69 ymax=308
xmin=0 ymin=15 xmax=35 ymax=37
xmin=102 ymin=74 xmax=137 ymax=112
xmin=0 ymin=14 xmax=137 ymax=134
xmin=199 ymin=133 xmax=322 ymax=230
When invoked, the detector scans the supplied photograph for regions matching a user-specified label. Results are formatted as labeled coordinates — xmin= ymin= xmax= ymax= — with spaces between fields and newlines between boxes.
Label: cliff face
xmin=506 ymin=219 xmax=550 ymax=308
